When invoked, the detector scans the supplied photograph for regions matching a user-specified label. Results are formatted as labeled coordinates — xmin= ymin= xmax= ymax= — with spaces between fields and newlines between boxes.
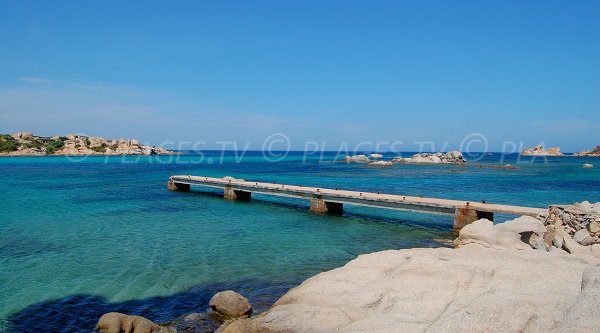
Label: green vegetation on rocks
xmin=91 ymin=145 xmax=107 ymax=153
xmin=23 ymin=137 xmax=43 ymax=149
xmin=0 ymin=135 xmax=18 ymax=152
xmin=45 ymin=140 xmax=65 ymax=155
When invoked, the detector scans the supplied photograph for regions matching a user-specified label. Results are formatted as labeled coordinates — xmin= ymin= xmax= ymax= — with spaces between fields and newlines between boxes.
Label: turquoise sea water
xmin=1 ymin=152 xmax=599 ymax=332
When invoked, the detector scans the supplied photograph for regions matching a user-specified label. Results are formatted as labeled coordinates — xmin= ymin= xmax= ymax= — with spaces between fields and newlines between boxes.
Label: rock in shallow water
xmin=96 ymin=312 xmax=171 ymax=333
xmin=367 ymin=160 xmax=392 ymax=167
xmin=210 ymin=290 xmax=252 ymax=318
xmin=343 ymin=155 xmax=369 ymax=163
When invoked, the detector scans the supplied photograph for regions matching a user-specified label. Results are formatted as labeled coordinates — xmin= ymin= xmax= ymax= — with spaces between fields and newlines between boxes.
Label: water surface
xmin=1 ymin=152 xmax=599 ymax=332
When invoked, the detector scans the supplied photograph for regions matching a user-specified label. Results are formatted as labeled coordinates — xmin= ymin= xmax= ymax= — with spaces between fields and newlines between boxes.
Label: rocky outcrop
xmin=219 ymin=217 xmax=600 ymax=332
xmin=0 ymin=132 xmax=177 ymax=156
xmin=538 ymin=201 xmax=600 ymax=245
xmin=209 ymin=290 xmax=253 ymax=318
xmin=573 ymin=145 xmax=600 ymax=157
xmin=96 ymin=312 xmax=171 ymax=333
xmin=455 ymin=217 xmax=600 ymax=256
xmin=454 ymin=216 xmax=547 ymax=250
xmin=11 ymin=132 xmax=33 ymax=140
xmin=343 ymin=155 xmax=369 ymax=163
xmin=392 ymin=151 xmax=466 ymax=164
xmin=367 ymin=160 xmax=392 ymax=167
xmin=521 ymin=144 xmax=564 ymax=156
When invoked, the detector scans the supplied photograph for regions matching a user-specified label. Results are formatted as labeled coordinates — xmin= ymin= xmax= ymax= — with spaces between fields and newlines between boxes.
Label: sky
xmin=0 ymin=0 xmax=599 ymax=152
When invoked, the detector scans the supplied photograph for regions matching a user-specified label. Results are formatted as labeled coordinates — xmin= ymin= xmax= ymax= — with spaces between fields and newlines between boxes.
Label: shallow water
xmin=1 ymin=152 xmax=599 ymax=332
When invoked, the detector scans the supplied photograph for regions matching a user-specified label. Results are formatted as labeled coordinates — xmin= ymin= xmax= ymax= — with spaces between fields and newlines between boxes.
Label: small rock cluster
xmin=521 ymin=144 xmax=564 ymax=156
xmin=454 ymin=213 xmax=600 ymax=259
xmin=528 ymin=201 xmax=600 ymax=258
xmin=367 ymin=160 xmax=393 ymax=167
xmin=342 ymin=151 xmax=465 ymax=166
xmin=538 ymin=201 xmax=600 ymax=245
xmin=573 ymin=144 xmax=600 ymax=156
xmin=392 ymin=151 xmax=465 ymax=164
xmin=343 ymin=154 xmax=370 ymax=163
xmin=96 ymin=290 xmax=252 ymax=333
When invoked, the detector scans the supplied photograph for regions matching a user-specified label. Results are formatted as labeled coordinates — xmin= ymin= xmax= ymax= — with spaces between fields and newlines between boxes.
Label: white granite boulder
xmin=392 ymin=151 xmax=465 ymax=164
xmin=220 ymin=242 xmax=600 ymax=333
xmin=343 ymin=155 xmax=369 ymax=163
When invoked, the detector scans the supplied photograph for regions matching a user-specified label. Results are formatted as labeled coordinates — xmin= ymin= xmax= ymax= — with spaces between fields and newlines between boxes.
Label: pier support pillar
xmin=310 ymin=196 xmax=343 ymax=214
xmin=167 ymin=180 xmax=190 ymax=192
xmin=224 ymin=187 xmax=251 ymax=200
xmin=453 ymin=207 xmax=493 ymax=229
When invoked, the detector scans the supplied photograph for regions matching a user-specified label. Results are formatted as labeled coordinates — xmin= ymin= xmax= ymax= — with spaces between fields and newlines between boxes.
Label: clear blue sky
xmin=0 ymin=0 xmax=598 ymax=151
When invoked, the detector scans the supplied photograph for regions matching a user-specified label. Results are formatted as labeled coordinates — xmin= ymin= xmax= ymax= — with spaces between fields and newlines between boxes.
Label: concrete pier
xmin=167 ymin=175 xmax=547 ymax=229
xmin=310 ymin=196 xmax=343 ymax=214
xmin=167 ymin=180 xmax=190 ymax=192
xmin=224 ymin=186 xmax=252 ymax=200
xmin=453 ymin=206 xmax=494 ymax=230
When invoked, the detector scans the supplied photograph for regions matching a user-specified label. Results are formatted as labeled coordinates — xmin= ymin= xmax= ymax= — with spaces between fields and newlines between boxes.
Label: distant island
xmin=521 ymin=144 xmax=600 ymax=157
xmin=521 ymin=144 xmax=564 ymax=156
xmin=0 ymin=132 xmax=177 ymax=156
xmin=574 ymin=145 xmax=600 ymax=157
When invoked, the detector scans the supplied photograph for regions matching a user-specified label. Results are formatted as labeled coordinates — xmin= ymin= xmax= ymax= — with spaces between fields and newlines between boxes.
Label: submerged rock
xmin=583 ymin=163 xmax=594 ymax=168
xmin=96 ymin=312 xmax=170 ymax=333
xmin=210 ymin=290 xmax=252 ymax=318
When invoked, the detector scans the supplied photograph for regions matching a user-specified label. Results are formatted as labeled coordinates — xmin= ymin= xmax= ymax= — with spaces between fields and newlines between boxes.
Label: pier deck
xmin=168 ymin=175 xmax=547 ymax=229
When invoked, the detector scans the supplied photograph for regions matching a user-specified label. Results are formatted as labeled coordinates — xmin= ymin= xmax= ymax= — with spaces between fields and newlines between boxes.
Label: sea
xmin=1 ymin=151 xmax=599 ymax=332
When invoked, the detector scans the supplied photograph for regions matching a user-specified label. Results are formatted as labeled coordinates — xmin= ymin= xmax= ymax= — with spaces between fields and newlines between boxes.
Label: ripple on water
xmin=1 ymin=154 xmax=598 ymax=332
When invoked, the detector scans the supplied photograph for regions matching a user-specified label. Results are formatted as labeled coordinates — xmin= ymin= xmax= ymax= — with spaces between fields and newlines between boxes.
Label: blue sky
xmin=0 ymin=0 xmax=598 ymax=151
